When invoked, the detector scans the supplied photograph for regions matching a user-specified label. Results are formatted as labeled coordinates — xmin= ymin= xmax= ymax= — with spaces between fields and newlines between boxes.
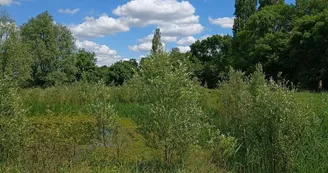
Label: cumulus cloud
xmin=69 ymin=14 xmax=130 ymax=39
xmin=128 ymin=42 xmax=152 ymax=52
xmin=129 ymin=41 xmax=166 ymax=52
xmin=0 ymin=0 xmax=18 ymax=5
xmin=122 ymin=58 xmax=130 ymax=61
xmin=113 ymin=0 xmax=196 ymax=25
xmin=70 ymin=0 xmax=203 ymax=39
xmin=58 ymin=8 xmax=80 ymax=15
xmin=138 ymin=34 xmax=177 ymax=43
xmin=160 ymin=23 xmax=203 ymax=37
xmin=177 ymin=36 xmax=196 ymax=45
xmin=209 ymin=17 xmax=235 ymax=28
xmin=76 ymin=40 xmax=122 ymax=66
xmin=113 ymin=0 xmax=203 ymax=37
xmin=177 ymin=46 xmax=191 ymax=53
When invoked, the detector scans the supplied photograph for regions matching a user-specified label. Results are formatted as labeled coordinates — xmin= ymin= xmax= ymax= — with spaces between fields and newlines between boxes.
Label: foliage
xmin=90 ymin=87 xmax=117 ymax=148
xmin=229 ymin=0 xmax=328 ymax=90
xmin=151 ymin=28 xmax=163 ymax=56
xmin=21 ymin=11 xmax=76 ymax=87
xmin=128 ymin=53 xmax=205 ymax=165
xmin=108 ymin=59 xmax=138 ymax=85
xmin=0 ymin=77 xmax=28 ymax=165
xmin=24 ymin=116 xmax=97 ymax=172
xmin=286 ymin=9 xmax=328 ymax=89
xmin=0 ymin=12 xmax=32 ymax=86
xmin=190 ymin=34 xmax=233 ymax=88
xmin=20 ymin=82 xmax=99 ymax=116
xmin=259 ymin=0 xmax=284 ymax=9
xmin=233 ymin=0 xmax=257 ymax=35
xmin=214 ymin=65 xmax=312 ymax=172
xmin=233 ymin=4 xmax=294 ymax=76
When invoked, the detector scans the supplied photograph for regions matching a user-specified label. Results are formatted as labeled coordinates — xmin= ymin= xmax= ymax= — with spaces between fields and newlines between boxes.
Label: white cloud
xmin=58 ymin=8 xmax=80 ymax=15
xmin=160 ymin=23 xmax=203 ymax=37
xmin=162 ymin=36 xmax=178 ymax=42
xmin=209 ymin=17 xmax=234 ymax=28
xmin=76 ymin=40 xmax=122 ymax=66
xmin=177 ymin=46 xmax=191 ymax=53
xmin=113 ymin=0 xmax=196 ymax=25
xmin=69 ymin=14 xmax=130 ymax=39
xmin=113 ymin=0 xmax=203 ymax=37
xmin=138 ymin=34 xmax=177 ymax=43
xmin=128 ymin=42 xmax=152 ymax=52
xmin=129 ymin=41 xmax=166 ymax=52
xmin=70 ymin=0 xmax=203 ymax=39
xmin=122 ymin=58 xmax=130 ymax=61
xmin=0 ymin=0 xmax=18 ymax=5
xmin=177 ymin=36 xmax=196 ymax=45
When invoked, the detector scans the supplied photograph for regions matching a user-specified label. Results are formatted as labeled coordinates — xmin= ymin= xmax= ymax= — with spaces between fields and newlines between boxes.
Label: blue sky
xmin=3 ymin=0 xmax=295 ymax=66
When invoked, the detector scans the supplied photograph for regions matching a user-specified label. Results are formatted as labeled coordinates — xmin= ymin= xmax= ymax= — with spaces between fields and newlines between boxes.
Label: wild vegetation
xmin=1 ymin=0 xmax=328 ymax=172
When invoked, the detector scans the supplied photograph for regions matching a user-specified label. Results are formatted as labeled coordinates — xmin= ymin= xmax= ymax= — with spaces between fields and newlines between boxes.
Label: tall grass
xmin=19 ymin=82 xmax=114 ymax=116
xmin=207 ymin=66 xmax=328 ymax=173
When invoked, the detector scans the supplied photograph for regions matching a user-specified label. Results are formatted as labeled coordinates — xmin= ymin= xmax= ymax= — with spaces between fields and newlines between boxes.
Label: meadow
xmin=7 ymin=78 xmax=326 ymax=173
xmin=1 ymin=1 xmax=328 ymax=172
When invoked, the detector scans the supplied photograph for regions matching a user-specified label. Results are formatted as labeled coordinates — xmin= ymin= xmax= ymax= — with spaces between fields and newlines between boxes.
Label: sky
xmin=1 ymin=0 xmax=295 ymax=66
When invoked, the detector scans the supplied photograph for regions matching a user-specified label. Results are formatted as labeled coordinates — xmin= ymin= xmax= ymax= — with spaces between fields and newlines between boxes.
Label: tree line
xmin=0 ymin=11 xmax=138 ymax=87
xmin=188 ymin=0 xmax=328 ymax=89
xmin=1 ymin=0 xmax=328 ymax=90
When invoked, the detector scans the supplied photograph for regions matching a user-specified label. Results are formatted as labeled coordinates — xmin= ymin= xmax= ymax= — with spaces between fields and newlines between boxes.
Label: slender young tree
xmin=151 ymin=28 xmax=163 ymax=56
xmin=129 ymin=53 xmax=205 ymax=165
xmin=0 ymin=11 xmax=31 ymax=85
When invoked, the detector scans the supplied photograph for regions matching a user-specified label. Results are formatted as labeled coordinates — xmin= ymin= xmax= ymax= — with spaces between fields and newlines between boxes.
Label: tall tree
xmin=151 ymin=28 xmax=163 ymax=56
xmin=233 ymin=4 xmax=294 ymax=76
xmin=21 ymin=11 xmax=76 ymax=86
xmin=233 ymin=0 xmax=258 ymax=35
xmin=0 ymin=11 xmax=31 ymax=85
xmin=287 ymin=9 xmax=328 ymax=89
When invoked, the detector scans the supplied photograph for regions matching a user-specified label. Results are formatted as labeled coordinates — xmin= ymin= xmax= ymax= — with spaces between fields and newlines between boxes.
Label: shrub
xmin=90 ymin=99 xmax=117 ymax=148
xmin=127 ymin=53 xmax=206 ymax=165
xmin=216 ymin=65 xmax=308 ymax=173
xmin=0 ymin=77 xmax=28 ymax=165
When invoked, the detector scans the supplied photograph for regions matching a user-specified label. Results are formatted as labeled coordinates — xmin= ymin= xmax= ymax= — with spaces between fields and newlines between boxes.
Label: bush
xmin=90 ymin=94 xmax=117 ymax=148
xmin=0 ymin=77 xmax=28 ymax=165
xmin=127 ymin=53 xmax=206 ymax=166
xmin=215 ymin=65 xmax=309 ymax=173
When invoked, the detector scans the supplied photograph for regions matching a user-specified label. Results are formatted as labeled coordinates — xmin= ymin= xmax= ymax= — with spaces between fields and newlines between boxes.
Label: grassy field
xmin=20 ymin=86 xmax=328 ymax=117
xmin=4 ymin=84 xmax=326 ymax=172
xmin=9 ymin=86 xmax=219 ymax=172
